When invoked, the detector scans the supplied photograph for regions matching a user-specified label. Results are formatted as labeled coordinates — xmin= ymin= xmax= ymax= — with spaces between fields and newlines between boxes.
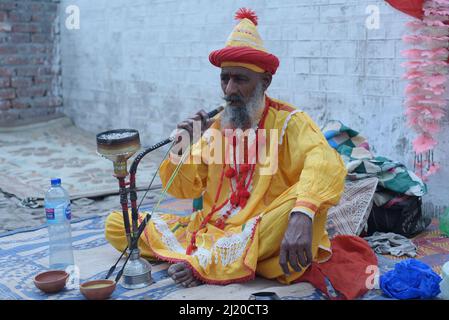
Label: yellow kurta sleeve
xmin=159 ymin=137 xmax=209 ymax=199
xmin=283 ymin=112 xmax=347 ymax=219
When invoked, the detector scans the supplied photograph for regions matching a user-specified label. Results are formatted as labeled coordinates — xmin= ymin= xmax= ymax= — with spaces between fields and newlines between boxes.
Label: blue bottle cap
xmin=51 ymin=178 xmax=61 ymax=186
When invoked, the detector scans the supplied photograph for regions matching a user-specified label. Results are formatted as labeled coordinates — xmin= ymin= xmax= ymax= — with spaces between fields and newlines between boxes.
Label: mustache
xmin=223 ymin=95 xmax=244 ymax=104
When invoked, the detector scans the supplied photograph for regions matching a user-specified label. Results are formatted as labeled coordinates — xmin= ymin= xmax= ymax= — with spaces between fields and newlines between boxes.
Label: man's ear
xmin=261 ymin=72 xmax=272 ymax=91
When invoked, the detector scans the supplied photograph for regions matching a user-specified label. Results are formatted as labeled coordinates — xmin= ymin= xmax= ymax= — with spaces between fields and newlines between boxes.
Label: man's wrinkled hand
xmin=279 ymin=211 xmax=313 ymax=275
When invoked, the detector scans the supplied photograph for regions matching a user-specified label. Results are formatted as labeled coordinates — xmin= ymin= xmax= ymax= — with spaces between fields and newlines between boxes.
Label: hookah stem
xmin=129 ymin=174 xmax=139 ymax=245
xmin=107 ymin=144 xmax=190 ymax=280
xmin=106 ymin=144 xmax=176 ymax=279
xmin=118 ymin=177 xmax=132 ymax=247
xmin=114 ymin=146 xmax=191 ymax=283
xmin=105 ymin=177 xmax=133 ymax=280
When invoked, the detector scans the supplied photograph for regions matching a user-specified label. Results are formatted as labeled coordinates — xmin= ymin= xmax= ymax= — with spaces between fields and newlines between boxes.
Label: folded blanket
xmin=322 ymin=120 xmax=427 ymax=197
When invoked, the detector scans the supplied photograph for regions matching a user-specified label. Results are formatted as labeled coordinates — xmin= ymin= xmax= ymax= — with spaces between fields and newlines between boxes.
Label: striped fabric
xmin=326 ymin=178 xmax=379 ymax=238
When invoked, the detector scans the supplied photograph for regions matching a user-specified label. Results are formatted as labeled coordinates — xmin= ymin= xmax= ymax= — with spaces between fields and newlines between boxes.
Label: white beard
xmin=221 ymin=83 xmax=265 ymax=130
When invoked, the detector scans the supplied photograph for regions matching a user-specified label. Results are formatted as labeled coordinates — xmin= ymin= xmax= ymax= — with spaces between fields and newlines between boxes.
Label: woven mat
xmin=0 ymin=197 xmax=400 ymax=300
xmin=0 ymin=117 xmax=164 ymax=201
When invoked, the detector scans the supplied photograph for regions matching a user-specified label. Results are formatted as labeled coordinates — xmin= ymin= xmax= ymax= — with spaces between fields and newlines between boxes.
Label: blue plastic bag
xmin=380 ymin=259 xmax=442 ymax=299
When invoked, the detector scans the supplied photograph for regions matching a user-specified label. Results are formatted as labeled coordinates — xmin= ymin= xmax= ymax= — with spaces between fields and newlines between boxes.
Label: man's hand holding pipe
xmin=171 ymin=109 xmax=215 ymax=156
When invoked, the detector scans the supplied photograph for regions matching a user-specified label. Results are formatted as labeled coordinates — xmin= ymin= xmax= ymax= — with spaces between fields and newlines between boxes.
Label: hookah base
xmin=121 ymin=272 xmax=153 ymax=290
xmin=120 ymin=249 xmax=154 ymax=290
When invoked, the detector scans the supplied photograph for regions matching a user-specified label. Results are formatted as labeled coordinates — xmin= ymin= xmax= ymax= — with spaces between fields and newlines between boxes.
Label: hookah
xmin=95 ymin=106 xmax=224 ymax=289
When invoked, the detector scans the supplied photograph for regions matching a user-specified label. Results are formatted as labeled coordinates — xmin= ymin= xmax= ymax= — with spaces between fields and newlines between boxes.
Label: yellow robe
xmin=105 ymin=96 xmax=347 ymax=284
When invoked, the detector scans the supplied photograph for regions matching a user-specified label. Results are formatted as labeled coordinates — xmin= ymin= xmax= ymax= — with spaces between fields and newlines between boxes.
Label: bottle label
xmin=46 ymin=203 xmax=71 ymax=224
xmin=45 ymin=208 xmax=55 ymax=221
xmin=65 ymin=204 xmax=72 ymax=220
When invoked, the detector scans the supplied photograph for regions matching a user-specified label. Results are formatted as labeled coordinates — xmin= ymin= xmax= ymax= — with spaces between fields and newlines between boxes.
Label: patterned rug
xmin=0 ymin=197 xmax=404 ymax=300
xmin=381 ymin=218 xmax=449 ymax=275
xmin=0 ymin=117 xmax=164 ymax=201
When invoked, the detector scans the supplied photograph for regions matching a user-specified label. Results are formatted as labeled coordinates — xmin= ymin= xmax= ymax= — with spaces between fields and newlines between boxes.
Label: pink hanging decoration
xmin=403 ymin=34 xmax=449 ymax=46
xmin=401 ymin=0 xmax=449 ymax=179
xmin=402 ymin=48 xmax=449 ymax=59
xmin=413 ymin=134 xmax=438 ymax=153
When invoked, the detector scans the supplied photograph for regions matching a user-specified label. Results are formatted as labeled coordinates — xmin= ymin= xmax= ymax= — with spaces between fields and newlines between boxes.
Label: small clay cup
xmin=80 ymin=279 xmax=116 ymax=300
xmin=34 ymin=270 xmax=69 ymax=293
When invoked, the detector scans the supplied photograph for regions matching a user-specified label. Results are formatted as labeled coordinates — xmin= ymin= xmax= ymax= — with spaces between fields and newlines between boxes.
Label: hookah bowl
xmin=96 ymin=129 xmax=141 ymax=178
xmin=96 ymin=128 xmax=153 ymax=289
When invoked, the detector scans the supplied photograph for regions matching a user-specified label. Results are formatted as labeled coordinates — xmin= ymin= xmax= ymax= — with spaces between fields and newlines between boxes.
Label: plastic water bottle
xmin=439 ymin=207 xmax=449 ymax=237
xmin=45 ymin=178 xmax=74 ymax=270
xmin=440 ymin=261 xmax=449 ymax=300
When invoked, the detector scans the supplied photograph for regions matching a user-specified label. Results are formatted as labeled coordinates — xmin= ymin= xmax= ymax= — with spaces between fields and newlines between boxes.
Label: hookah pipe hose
xmin=106 ymin=106 xmax=224 ymax=280
xmin=111 ymin=107 xmax=223 ymax=281
xmin=128 ymin=105 xmax=224 ymax=249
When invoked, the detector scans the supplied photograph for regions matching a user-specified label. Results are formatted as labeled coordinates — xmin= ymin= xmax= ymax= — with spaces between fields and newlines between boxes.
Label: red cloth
xmin=295 ymin=235 xmax=378 ymax=300
xmin=385 ymin=0 xmax=424 ymax=20
xmin=209 ymin=46 xmax=280 ymax=75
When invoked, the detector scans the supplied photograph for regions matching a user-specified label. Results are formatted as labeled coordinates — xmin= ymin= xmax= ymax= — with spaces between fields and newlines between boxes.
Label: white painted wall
xmin=59 ymin=0 xmax=448 ymax=206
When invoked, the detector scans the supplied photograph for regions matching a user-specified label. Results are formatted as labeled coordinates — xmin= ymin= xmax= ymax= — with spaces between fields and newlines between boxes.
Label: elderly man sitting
xmin=105 ymin=8 xmax=346 ymax=288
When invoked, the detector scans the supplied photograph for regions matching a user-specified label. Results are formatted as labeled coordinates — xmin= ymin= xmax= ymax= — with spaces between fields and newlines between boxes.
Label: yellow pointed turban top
xmin=209 ymin=8 xmax=280 ymax=75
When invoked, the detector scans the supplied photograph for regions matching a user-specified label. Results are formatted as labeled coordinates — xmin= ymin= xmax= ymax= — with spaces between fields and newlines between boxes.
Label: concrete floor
xmin=0 ymin=113 xmax=167 ymax=234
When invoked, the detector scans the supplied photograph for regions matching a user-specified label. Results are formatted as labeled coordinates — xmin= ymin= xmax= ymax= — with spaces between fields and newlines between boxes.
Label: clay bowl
xmin=80 ymin=279 xmax=116 ymax=300
xmin=34 ymin=270 xmax=69 ymax=294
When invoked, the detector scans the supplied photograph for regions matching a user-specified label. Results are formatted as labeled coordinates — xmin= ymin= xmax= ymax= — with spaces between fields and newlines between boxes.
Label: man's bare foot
xmin=167 ymin=263 xmax=202 ymax=288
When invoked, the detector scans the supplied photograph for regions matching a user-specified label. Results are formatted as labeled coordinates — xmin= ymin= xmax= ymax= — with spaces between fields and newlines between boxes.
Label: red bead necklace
xmin=186 ymin=102 xmax=269 ymax=255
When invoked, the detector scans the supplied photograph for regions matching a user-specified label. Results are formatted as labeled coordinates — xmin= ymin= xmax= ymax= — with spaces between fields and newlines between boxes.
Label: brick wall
xmin=60 ymin=0 xmax=448 ymax=206
xmin=0 ymin=0 xmax=62 ymax=125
